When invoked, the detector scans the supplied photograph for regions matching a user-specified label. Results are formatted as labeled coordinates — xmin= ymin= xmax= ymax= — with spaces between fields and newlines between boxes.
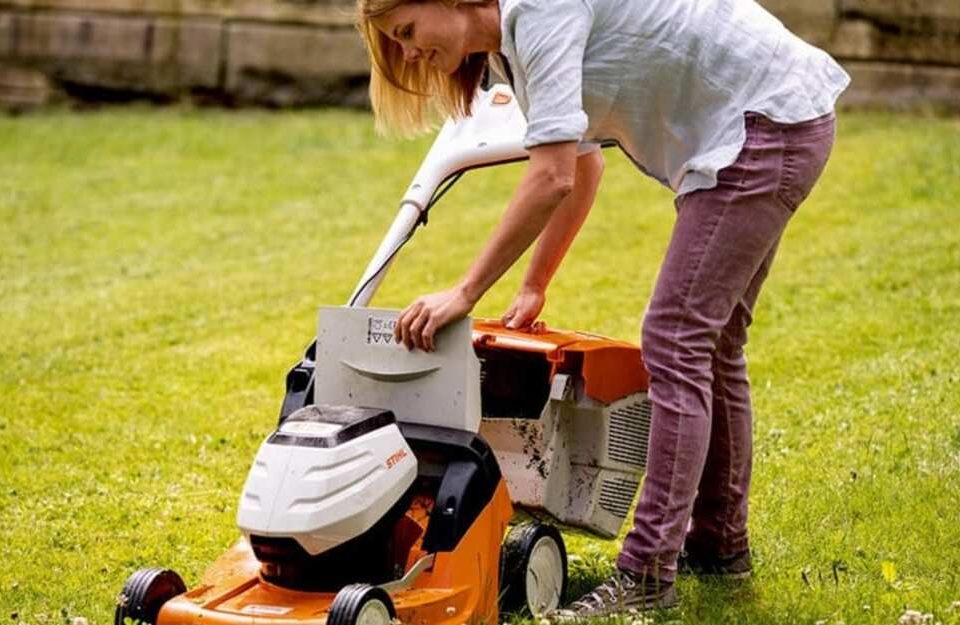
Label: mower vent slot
xmin=598 ymin=477 xmax=639 ymax=520
xmin=476 ymin=348 xmax=551 ymax=420
xmin=608 ymin=398 xmax=653 ymax=468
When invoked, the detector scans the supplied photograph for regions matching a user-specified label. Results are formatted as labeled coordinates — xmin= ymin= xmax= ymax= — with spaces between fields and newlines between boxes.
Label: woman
xmin=358 ymin=0 xmax=849 ymax=614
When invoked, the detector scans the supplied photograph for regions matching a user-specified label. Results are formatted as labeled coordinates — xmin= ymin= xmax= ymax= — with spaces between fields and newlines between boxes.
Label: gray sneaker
xmin=677 ymin=548 xmax=752 ymax=579
xmin=547 ymin=569 xmax=678 ymax=620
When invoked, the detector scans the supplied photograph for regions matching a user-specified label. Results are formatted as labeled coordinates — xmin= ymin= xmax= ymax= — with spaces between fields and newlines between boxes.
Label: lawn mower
xmin=114 ymin=83 xmax=653 ymax=625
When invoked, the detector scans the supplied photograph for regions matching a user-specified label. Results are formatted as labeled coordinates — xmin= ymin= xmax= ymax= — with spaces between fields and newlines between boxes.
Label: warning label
xmin=367 ymin=315 xmax=401 ymax=346
xmin=241 ymin=605 xmax=293 ymax=616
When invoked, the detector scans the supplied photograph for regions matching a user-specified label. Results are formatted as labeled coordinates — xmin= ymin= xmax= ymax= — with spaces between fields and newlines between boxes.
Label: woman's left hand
xmin=501 ymin=285 xmax=546 ymax=330
xmin=394 ymin=285 xmax=475 ymax=352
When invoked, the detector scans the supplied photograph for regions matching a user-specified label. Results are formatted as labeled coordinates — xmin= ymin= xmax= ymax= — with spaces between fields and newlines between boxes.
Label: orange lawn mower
xmin=114 ymin=84 xmax=654 ymax=625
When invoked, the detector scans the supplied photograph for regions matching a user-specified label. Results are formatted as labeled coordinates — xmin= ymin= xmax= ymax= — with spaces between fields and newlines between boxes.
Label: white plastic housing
xmin=314 ymin=306 xmax=482 ymax=432
xmin=479 ymin=381 xmax=652 ymax=538
xmin=236 ymin=421 xmax=417 ymax=556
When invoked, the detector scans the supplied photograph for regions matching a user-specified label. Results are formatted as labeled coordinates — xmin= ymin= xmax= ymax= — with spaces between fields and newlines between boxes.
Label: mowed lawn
xmin=1 ymin=106 xmax=958 ymax=625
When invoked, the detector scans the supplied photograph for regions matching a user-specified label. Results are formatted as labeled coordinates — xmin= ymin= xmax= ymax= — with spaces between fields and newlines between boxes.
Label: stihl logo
xmin=386 ymin=449 xmax=408 ymax=469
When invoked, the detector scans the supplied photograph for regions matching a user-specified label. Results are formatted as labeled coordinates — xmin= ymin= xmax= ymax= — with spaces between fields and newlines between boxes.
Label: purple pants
xmin=617 ymin=112 xmax=837 ymax=582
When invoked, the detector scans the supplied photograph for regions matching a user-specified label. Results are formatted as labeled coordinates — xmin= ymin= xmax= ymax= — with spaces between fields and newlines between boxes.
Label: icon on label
xmin=367 ymin=316 xmax=400 ymax=346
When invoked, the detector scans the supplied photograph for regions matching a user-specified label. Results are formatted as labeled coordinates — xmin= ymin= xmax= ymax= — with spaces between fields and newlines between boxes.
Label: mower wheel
xmin=114 ymin=568 xmax=186 ymax=625
xmin=328 ymin=584 xmax=396 ymax=625
xmin=499 ymin=522 xmax=568 ymax=617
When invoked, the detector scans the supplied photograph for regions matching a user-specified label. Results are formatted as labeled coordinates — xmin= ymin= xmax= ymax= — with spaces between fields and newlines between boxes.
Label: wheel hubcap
xmin=356 ymin=599 xmax=391 ymax=625
xmin=526 ymin=536 xmax=564 ymax=615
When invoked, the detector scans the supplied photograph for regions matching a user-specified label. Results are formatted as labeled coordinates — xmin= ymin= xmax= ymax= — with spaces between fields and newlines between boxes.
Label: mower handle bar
xmin=347 ymin=84 xmax=533 ymax=308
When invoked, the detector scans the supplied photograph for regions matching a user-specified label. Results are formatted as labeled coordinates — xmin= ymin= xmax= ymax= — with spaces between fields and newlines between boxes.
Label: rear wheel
xmin=114 ymin=568 xmax=186 ymax=625
xmin=500 ymin=523 xmax=568 ymax=617
xmin=328 ymin=584 xmax=396 ymax=625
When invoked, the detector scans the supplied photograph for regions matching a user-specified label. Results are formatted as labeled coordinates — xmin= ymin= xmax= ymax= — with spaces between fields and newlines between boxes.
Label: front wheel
xmin=500 ymin=523 xmax=568 ymax=617
xmin=327 ymin=584 xmax=396 ymax=625
xmin=114 ymin=568 xmax=186 ymax=625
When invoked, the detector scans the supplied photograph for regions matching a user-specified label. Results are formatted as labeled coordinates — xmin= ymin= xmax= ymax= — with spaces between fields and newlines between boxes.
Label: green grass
xmin=1 ymin=105 xmax=959 ymax=625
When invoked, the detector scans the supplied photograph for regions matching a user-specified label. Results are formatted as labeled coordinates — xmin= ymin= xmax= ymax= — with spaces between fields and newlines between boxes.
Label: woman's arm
xmin=395 ymin=140 xmax=579 ymax=351
xmin=502 ymin=148 xmax=603 ymax=329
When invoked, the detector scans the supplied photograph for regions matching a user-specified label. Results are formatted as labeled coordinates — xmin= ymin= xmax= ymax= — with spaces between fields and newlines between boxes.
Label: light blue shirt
xmin=498 ymin=0 xmax=851 ymax=194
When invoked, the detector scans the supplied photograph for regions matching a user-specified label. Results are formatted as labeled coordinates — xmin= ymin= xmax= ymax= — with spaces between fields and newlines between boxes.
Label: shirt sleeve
xmin=511 ymin=0 xmax=593 ymax=149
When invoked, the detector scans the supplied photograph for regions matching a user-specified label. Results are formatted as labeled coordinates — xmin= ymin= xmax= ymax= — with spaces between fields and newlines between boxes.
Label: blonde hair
xmin=356 ymin=0 xmax=491 ymax=136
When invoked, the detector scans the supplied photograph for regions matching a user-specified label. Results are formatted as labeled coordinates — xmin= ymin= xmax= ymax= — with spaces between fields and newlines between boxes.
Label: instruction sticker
xmin=367 ymin=315 xmax=401 ymax=346
xmin=241 ymin=605 xmax=293 ymax=615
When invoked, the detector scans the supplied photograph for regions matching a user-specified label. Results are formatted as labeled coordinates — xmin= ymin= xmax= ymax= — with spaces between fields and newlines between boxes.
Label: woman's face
xmin=374 ymin=2 xmax=470 ymax=75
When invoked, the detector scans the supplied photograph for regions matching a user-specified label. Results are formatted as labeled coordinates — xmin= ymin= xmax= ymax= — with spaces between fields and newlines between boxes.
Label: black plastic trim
xmin=400 ymin=424 xmax=503 ymax=553
xmin=250 ymin=480 xmax=417 ymax=591
xmin=477 ymin=347 xmax=552 ymax=419
xmin=268 ymin=405 xmax=396 ymax=449
xmin=279 ymin=340 xmax=317 ymax=422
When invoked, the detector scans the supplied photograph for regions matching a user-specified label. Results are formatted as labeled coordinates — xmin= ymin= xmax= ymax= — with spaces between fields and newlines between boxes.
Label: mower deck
xmin=158 ymin=482 xmax=512 ymax=625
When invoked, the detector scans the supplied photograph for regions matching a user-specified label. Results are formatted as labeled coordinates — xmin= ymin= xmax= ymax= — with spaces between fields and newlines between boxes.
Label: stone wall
xmin=0 ymin=0 xmax=371 ymax=108
xmin=766 ymin=0 xmax=960 ymax=111
xmin=1 ymin=0 xmax=959 ymax=112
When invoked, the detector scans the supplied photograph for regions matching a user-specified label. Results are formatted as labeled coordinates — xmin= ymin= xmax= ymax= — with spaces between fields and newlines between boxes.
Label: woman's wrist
xmin=520 ymin=277 xmax=548 ymax=295
xmin=457 ymin=278 xmax=484 ymax=308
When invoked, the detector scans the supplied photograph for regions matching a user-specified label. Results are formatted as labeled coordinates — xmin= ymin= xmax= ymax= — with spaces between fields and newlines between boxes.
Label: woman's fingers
xmin=505 ymin=309 xmax=522 ymax=329
xmin=395 ymin=300 xmax=422 ymax=348
xmin=396 ymin=297 xmax=442 ymax=351
xmin=394 ymin=287 xmax=473 ymax=352
xmin=408 ymin=306 xmax=431 ymax=351
xmin=508 ymin=310 xmax=532 ymax=329
xmin=502 ymin=289 xmax=545 ymax=330
xmin=395 ymin=304 xmax=410 ymax=347
xmin=422 ymin=317 xmax=439 ymax=352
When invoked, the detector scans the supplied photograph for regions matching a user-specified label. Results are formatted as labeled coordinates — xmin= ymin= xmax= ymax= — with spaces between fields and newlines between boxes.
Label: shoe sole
xmin=547 ymin=587 xmax=680 ymax=621
xmin=680 ymin=569 xmax=752 ymax=580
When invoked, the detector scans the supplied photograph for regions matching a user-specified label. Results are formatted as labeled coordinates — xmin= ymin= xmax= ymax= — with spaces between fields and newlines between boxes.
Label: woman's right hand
xmin=501 ymin=285 xmax=546 ymax=330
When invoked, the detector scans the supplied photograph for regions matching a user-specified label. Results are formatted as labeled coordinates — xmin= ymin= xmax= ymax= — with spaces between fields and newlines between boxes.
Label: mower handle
xmin=347 ymin=85 xmax=530 ymax=308
xmin=347 ymin=84 xmax=601 ymax=308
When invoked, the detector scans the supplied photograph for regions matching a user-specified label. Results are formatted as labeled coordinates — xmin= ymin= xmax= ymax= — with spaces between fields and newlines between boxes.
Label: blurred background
xmin=1 ymin=0 xmax=959 ymax=113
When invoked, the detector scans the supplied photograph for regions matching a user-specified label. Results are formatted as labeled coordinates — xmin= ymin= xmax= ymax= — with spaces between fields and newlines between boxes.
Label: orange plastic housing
xmin=157 ymin=482 xmax=513 ymax=625
xmin=472 ymin=319 xmax=649 ymax=405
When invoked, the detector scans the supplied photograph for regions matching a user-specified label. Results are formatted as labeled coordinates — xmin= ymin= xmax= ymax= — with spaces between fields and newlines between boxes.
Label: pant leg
xmin=617 ymin=112 xmax=837 ymax=582
xmin=685 ymin=238 xmax=779 ymax=557
xmin=685 ymin=112 xmax=838 ymax=558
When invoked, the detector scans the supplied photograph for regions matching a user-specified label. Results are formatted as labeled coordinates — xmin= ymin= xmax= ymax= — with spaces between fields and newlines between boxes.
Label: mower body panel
xmin=473 ymin=320 xmax=653 ymax=537
xmin=273 ymin=316 xmax=654 ymax=538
